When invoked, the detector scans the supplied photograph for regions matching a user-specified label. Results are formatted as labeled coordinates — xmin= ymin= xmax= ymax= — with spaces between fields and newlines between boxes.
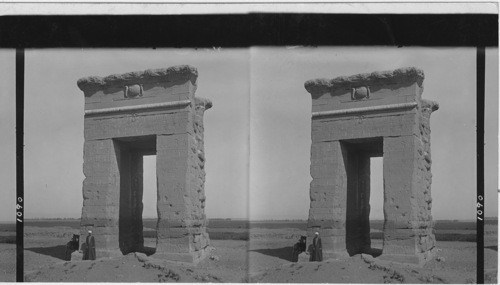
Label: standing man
xmin=83 ymin=230 xmax=96 ymax=260
xmin=311 ymin=232 xmax=323 ymax=262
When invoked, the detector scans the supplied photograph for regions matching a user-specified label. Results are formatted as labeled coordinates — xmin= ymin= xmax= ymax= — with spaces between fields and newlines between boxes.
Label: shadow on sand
xmin=26 ymin=245 xmax=68 ymax=260
xmin=27 ymin=245 xmax=158 ymax=260
xmin=140 ymin=246 xmax=157 ymax=256
xmin=250 ymin=246 xmax=295 ymax=262
xmin=251 ymin=246 xmax=383 ymax=262
xmin=364 ymin=247 xmax=383 ymax=257
xmin=121 ymin=246 xmax=157 ymax=257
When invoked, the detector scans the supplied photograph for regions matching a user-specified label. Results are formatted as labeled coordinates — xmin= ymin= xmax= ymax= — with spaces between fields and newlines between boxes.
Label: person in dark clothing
xmin=65 ymin=234 xmax=80 ymax=261
xmin=292 ymin=236 xmax=307 ymax=262
xmin=310 ymin=232 xmax=323 ymax=262
xmin=83 ymin=230 xmax=96 ymax=260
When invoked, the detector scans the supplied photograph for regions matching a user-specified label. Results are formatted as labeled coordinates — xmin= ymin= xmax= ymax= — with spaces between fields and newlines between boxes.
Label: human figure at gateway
xmin=83 ymin=230 xmax=96 ymax=260
xmin=310 ymin=232 xmax=323 ymax=262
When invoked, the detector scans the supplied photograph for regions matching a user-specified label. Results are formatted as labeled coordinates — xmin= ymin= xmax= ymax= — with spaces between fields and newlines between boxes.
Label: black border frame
xmin=0 ymin=14 xmax=498 ymax=48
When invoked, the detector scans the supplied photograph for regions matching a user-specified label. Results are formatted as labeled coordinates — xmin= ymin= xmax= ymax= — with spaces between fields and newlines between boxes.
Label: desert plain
xmin=0 ymin=219 xmax=495 ymax=283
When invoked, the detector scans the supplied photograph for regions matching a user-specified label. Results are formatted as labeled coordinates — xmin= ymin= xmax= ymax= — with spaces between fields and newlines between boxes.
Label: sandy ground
xmin=0 ymin=243 xmax=16 ymax=282
xmin=247 ymin=232 xmax=482 ymax=283
xmin=24 ymin=226 xmax=249 ymax=282
xmin=484 ymin=224 xmax=498 ymax=283
xmin=22 ymin=225 xmax=497 ymax=283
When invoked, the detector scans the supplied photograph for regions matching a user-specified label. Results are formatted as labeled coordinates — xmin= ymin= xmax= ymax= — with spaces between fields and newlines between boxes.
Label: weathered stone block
xmin=297 ymin=252 xmax=310 ymax=262
xmin=71 ymin=250 xmax=83 ymax=261
xmin=383 ymin=238 xmax=418 ymax=255
xmin=384 ymin=229 xmax=416 ymax=240
xmin=378 ymin=253 xmax=422 ymax=265
xmin=316 ymin=236 xmax=346 ymax=252
xmin=311 ymin=113 xmax=416 ymax=142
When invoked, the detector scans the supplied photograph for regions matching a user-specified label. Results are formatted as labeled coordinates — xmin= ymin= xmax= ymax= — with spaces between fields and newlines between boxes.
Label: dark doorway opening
xmin=341 ymin=137 xmax=383 ymax=257
xmin=114 ymin=135 xmax=156 ymax=255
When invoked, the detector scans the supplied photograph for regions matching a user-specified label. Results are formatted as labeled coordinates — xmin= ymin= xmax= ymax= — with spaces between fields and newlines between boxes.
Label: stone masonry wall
xmin=77 ymin=66 xmax=211 ymax=263
xmin=81 ymin=139 xmax=121 ymax=253
xmin=304 ymin=67 xmax=438 ymax=265
xmin=155 ymin=98 xmax=212 ymax=262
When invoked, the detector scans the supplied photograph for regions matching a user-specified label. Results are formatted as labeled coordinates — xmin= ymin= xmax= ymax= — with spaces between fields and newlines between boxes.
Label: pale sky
xmin=249 ymin=47 xmax=497 ymax=220
xmin=0 ymin=47 xmax=497 ymax=222
xmin=21 ymin=49 xmax=250 ymax=220
xmin=0 ymin=50 xmax=16 ymax=223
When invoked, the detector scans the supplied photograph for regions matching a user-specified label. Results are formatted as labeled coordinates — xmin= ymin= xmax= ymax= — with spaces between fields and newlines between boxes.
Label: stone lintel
xmin=84 ymin=100 xmax=192 ymax=116
xmin=304 ymin=67 xmax=424 ymax=95
xmin=311 ymin=102 xmax=418 ymax=118
xmin=77 ymin=65 xmax=198 ymax=94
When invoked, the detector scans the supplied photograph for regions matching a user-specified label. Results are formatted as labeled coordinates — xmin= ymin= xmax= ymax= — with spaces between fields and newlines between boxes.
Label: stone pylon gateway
xmin=304 ymin=67 xmax=438 ymax=265
xmin=76 ymin=65 xmax=211 ymax=263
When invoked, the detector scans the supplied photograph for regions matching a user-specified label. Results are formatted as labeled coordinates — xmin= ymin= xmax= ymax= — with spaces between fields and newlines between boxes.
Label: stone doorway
xmin=341 ymin=137 xmax=383 ymax=257
xmin=113 ymin=135 xmax=156 ymax=255
xmin=304 ymin=67 xmax=439 ymax=265
xmin=76 ymin=66 xmax=212 ymax=263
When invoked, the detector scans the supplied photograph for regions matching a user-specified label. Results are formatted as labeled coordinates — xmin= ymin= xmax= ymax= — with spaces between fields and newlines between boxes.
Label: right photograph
xmin=247 ymin=47 xmax=497 ymax=283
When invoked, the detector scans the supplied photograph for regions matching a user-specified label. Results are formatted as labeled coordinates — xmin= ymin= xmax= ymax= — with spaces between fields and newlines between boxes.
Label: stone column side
xmin=187 ymin=98 xmax=213 ymax=257
xmin=382 ymin=135 xmax=419 ymax=257
xmin=155 ymin=134 xmax=194 ymax=254
xmin=380 ymin=100 xmax=438 ymax=265
xmin=80 ymin=139 xmax=121 ymax=255
xmin=155 ymin=97 xmax=212 ymax=264
xmin=307 ymin=140 xmax=348 ymax=255
xmin=413 ymin=99 xmax=439 ymax=263
xmin=381 ymin=132 xmax=437 ymax=264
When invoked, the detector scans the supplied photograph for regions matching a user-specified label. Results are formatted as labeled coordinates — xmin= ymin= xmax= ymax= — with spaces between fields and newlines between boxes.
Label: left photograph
xmin=0 ymin=49 xmax=17 ymax=282
xmin=23 ymin=49 xmax=250 ymax=282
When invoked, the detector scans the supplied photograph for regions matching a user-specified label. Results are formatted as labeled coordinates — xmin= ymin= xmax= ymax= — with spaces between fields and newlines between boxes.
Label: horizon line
xmin=16 ymin=217 xmax=496 ymax=222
